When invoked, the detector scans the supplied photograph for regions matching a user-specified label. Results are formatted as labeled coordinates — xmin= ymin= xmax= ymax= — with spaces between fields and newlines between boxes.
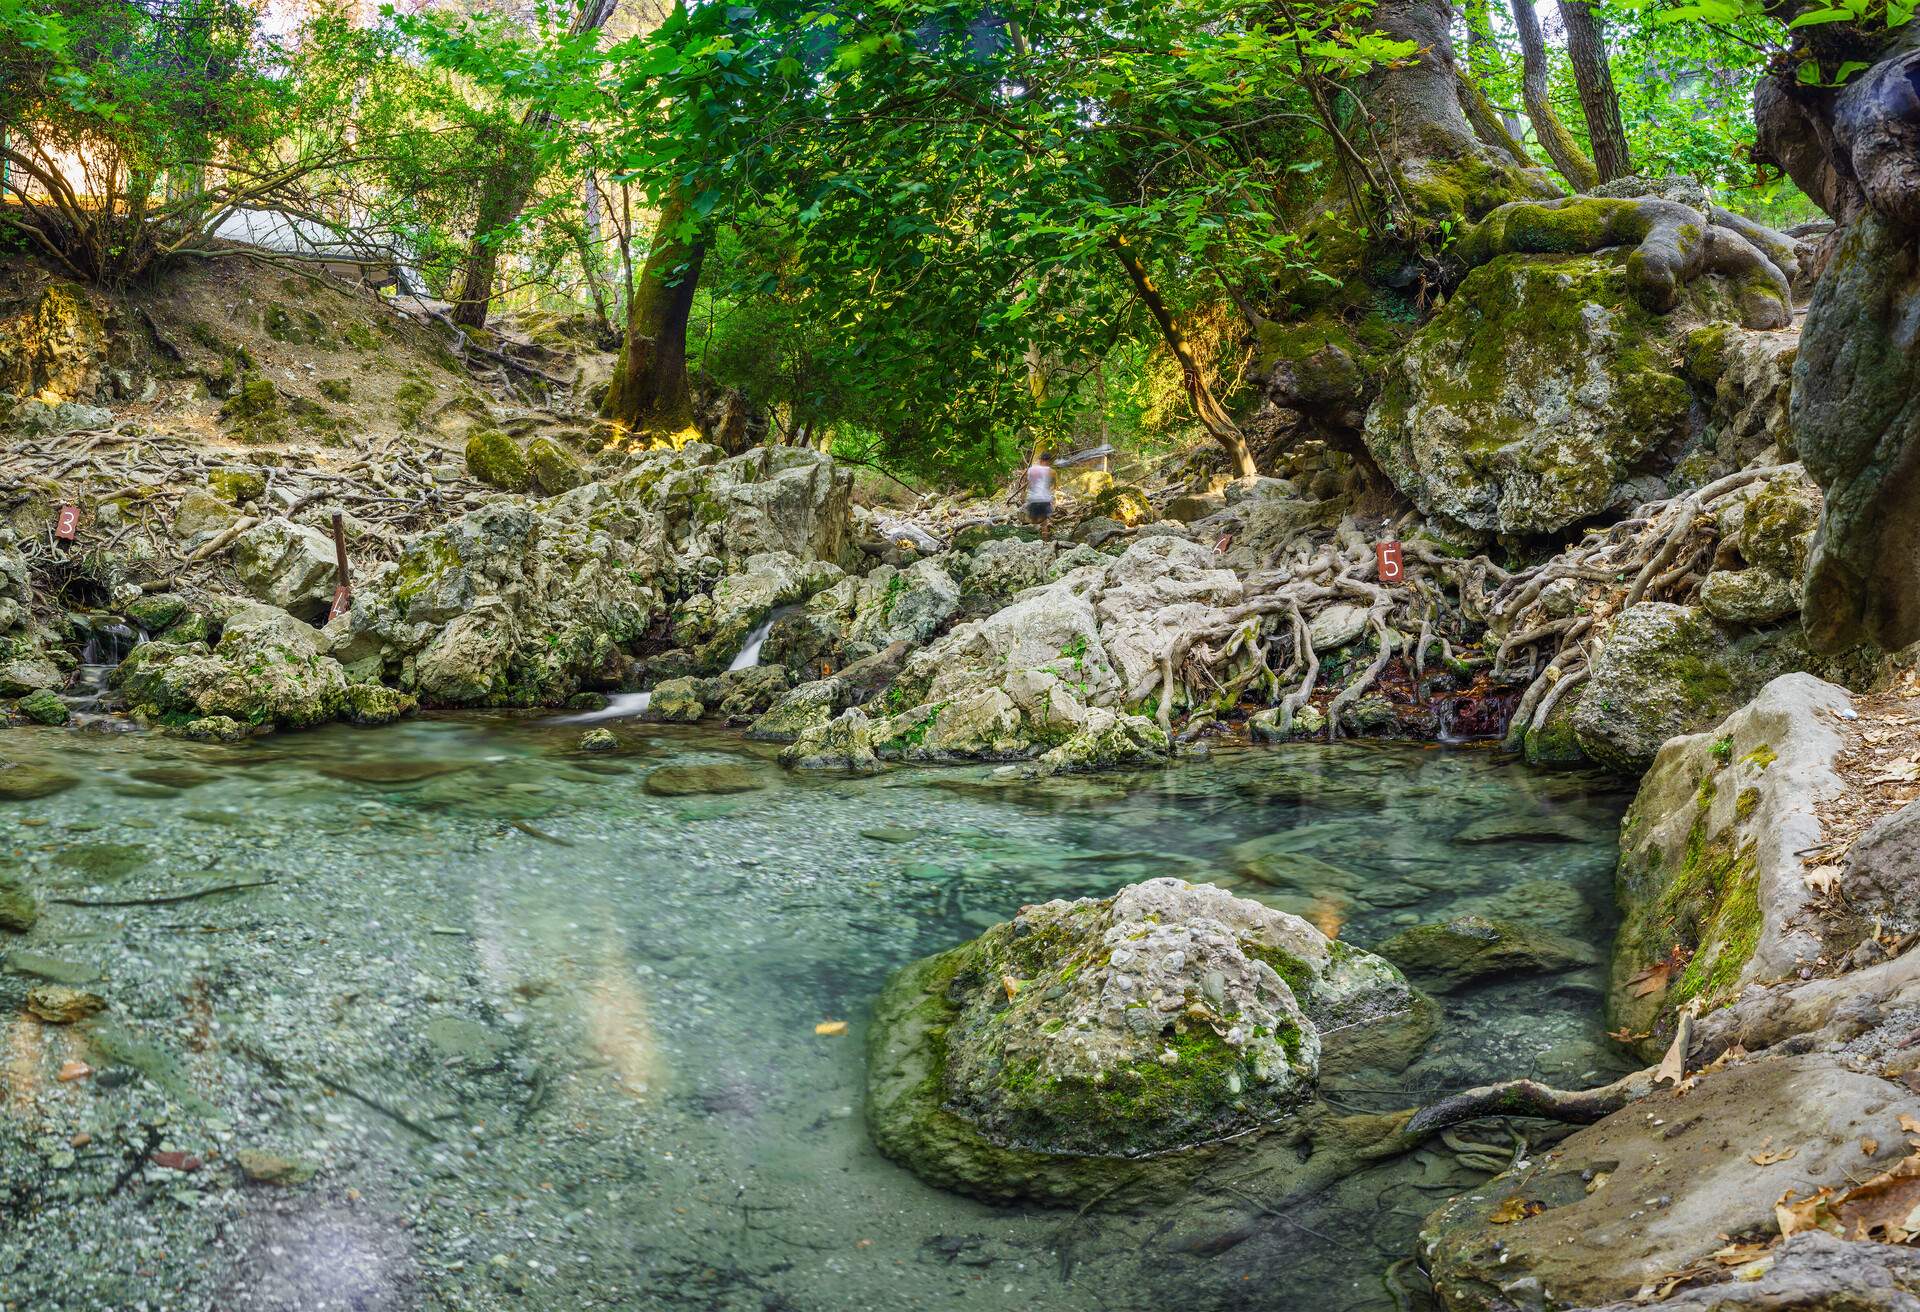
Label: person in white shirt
xmin=1023 ymin=451 xmax=1056 ymax=540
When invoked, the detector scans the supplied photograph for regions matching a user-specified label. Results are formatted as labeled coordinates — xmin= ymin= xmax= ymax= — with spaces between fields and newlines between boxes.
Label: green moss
xmin=207 ymin=468 xmax=266 ymax=504
xmin=524 ymin=436 xmax=584 ymax=494
xmin=880 ymin=571 xmax=908 ymax=621
xmin=220 ymin=372 xmax=283 ymax=442
xmin=1711 ymin=734 xmax=1735 ymax=765
xmin=395 ymin=378 xmax=437 ymax=429
xmin=1740 ymin=744 xmax=1777 ymax=769
xmin=464 ymin=430 xmax=530 ymax=492
xmin=342 ymin=323 xmax=380 ymax=352
xmin=263 ymin=304 xmax=332 ymax=348
xmin=1243 ymin=943 xmax=1313 ymax=997
xmin=317 ymin=378 xmax=352 ymax=404
xmin=1734 ymin=787 xmax=1760 ymax=820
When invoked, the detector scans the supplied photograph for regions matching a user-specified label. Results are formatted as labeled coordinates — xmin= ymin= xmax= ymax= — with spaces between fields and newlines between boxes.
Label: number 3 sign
xmin=55 ymin=504 xmax=80 ymax=541
xmin=1377 ymin=540 xmax=1404 ymax=584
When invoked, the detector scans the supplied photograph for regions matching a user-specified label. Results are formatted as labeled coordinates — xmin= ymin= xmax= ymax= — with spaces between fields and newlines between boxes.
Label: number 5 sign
xmin=1377 ymin=540 xmax=1404 ymax=584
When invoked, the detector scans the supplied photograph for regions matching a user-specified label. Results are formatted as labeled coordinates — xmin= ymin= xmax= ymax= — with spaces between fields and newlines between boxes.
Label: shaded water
xmin=0 ymin=718 xmax=1630 ymax=1311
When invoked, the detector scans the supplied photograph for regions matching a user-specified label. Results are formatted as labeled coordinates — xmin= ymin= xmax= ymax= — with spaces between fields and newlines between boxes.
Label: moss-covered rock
xmin=1607 ymin=675 xmax=1853 ymax=1059
xmin=220 ymin=372 xmax=283 ymax=442
xmin=207 ymin=468 xmax=266 ymax=505
xmin=336 ymin=682 xmax=416 ymax=726
xmin=0 ymin=759 xmax=77 ymax=799
xmin=1571 ymin=603 xmax=1807 ymax=775
xmin=866 ymin=878 xmax=1425 ymax=1204
xmin=525 ymin=436 xmax=585 ymax=494
xmin=115 ymin=602 xmax=348 ymax=732
xmin=1363 ymin=253 xmax=1702 ymax=540
xmin=951 ymin=522 xmax=1040 ymax=553
xmin=1086 ymin=485 xmax=1151 ymax=527
xmin=646 ymin=676 xmax=704 ymax=723
xmin=464 ymin=430 xmax=531 ymax=492
xmin=0 ymin=870 xmax=39 ymax=932
xmin=14 ymin=688 xmax=68 ymax=725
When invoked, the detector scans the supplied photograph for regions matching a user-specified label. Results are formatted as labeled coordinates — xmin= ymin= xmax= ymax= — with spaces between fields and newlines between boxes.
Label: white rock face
xmin=233 ymin=518 xmax=338 ymax=618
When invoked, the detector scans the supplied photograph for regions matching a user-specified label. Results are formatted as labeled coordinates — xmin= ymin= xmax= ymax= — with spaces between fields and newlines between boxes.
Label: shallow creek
xmin=0 ymin=717 xmax=1630 ymax=1311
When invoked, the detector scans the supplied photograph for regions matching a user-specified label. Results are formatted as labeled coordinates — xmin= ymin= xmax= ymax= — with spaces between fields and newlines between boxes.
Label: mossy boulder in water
xmin=0 ymin=870 xmax=39 ymax=931
xmin=0 ymin=759 xmax=78 ymax=799
xmin=115 ymin=600 xmax=348 ymax=731
xmin=866 ymin=877 xmax=1424 ymax=1204
xmin=1608 ymin=675 xmax=1856 ymax=1060
xmin=15 ymin=688 xmax=68 ymax=725
xmin=1570 ymin=603 xmax=1806 ymax=775
xmin=1377 ymin=914 xmax=1599 ymax=991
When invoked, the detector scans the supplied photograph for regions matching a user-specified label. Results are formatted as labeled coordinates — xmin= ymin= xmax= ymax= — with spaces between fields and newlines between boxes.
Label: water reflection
xmin=0 ymin=717 xmax=1630 ymax=1310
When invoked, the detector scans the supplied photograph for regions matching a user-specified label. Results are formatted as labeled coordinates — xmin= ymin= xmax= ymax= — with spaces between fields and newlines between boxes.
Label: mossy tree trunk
xmin=601 ymin=182 xmax=708 ymax=436
xmin=1507 ymin=0 xmax=1600 ymax=191
xmin=1560 ymin=1 xmax=1632 ymax=183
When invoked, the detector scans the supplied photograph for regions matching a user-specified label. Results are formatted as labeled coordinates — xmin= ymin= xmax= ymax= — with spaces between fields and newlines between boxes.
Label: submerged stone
xmin=1376 ymin=914 xmax=1600 ymax=991
xmin=317 ymin=759 xmax=466 ymax=786
xmin=55 ymin=842 xmax=148 ymax=881
xmin=579 ymin=728 xmax=618 ymax=753
xmin=0 ymin=871 xmax=39 ymax=931
xmin=642 ymin=763 xmax=766 ymax=796
xmin=0 ymin=760 xmax=79 ymax=800
xmin=865 ymin=877 xmax=1424 ymax=1205
xmin=25 ymin=984 xmax=106 ymax=1023
xmin=15 ymin=688 xmax=68 ymax=726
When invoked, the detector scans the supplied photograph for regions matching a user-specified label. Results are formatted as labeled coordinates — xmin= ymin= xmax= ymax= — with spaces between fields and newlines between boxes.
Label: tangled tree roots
xmin=1443 ymin=196 xmax=1802 ymax=329
xmin=1150 ymin=524 xmax=1513 ymax=742
xmin=1476 ymin=464 xmax=1790 ymax=749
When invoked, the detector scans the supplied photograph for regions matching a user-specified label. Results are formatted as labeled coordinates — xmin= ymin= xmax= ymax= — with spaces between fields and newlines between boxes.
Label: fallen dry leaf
xmin=1775 ymin=1187 xmax=1838 ymax=1238
xmin=1001 ymin=974 xmax=1023 ymax=1001
xmin=1865 ymin=1137 xmax=1882 ymax=1156
xmin=1750 ymin=1146 xmax=1798 ymax=1166
xmin=1711 ymin=1241 xmax=1774 ymax=1266
xmin=1900 ymin=1114 xmax=1920 ymax=1136
xmin=1607 ymin=1026 xmax=1652 ymax=1043
xmin=1803 ymin=865 xmax=1843 ymax=896
xmin=1488 ymin=1196 xmax=1546 ymax=1224
xmin=1628 ymin=961 xmax=1674 ymax=998
xmin=813 ymin=1020 xmax=848 ymax=1037
xmin=1832 ymin=1154 xmax=1920 ymax=1243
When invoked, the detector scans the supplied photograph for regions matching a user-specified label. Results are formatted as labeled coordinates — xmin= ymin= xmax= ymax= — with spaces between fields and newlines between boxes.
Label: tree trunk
xmin=1560 ymin=1 xmax=1632 ymax=182
xmin=447 ymin=0 xmax=621 ymax=330
xmin=1107 ymin=235 xmax=1257 ymax=478
xmin=601 ymin=184 xmax=707 ymax=435
xmin=1753 ymin=29 xmax=1920 ymax=653
xmin=1507 ymin=0 xmax=1599 ymax=191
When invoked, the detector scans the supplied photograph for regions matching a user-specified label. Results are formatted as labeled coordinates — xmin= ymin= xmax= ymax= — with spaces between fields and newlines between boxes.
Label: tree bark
xmin=601 ymin=183 xmax=707 ymax=435
xmin=1753 ymin=29 xmax=1920 ymax=654
xmin=1560 ymin=1 xmax=1632 ymax=183
xmin=1507 ymin=0 xmax=1599 ymax=191
xmin=1107 ymin=235 xmax=1257 ymax=477
xmin=446 ymin=0 xmax=621 ymax=330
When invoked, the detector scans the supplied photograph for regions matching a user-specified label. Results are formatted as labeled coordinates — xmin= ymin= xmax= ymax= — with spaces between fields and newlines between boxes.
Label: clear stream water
xmin=0 ymin=716 xmax=1631 ymax=1312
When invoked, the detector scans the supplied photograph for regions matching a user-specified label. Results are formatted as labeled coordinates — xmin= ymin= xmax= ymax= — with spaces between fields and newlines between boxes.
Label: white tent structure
xmin=210 ymin=207 xmax=428 ymax=296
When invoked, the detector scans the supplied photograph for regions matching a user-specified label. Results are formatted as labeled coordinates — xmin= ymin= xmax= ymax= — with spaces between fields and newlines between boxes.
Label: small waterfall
xmin=727 ymin=614 xmax=778 ymax=672
xmin=553 ymin=691 xmax=652 ymax=725
xmin=64 ymin=619 xmax=144 ymax=724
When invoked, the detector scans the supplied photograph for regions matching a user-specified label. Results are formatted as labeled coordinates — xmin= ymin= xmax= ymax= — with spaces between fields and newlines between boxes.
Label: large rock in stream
xmin=1606 ymin=675 xmax=1846 ymax=1055
xmin=865 ymin=878 xmax=1430 ymax=1205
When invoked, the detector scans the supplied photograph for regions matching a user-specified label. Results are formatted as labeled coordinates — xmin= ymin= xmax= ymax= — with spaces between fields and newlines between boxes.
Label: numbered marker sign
xmin=55 ymin=504 xmax=79 ymax=541
xmin=1377 ymin=540 xmax=1404 ymax=584
xmin=327 ymin=586 xmax=352 ymax=623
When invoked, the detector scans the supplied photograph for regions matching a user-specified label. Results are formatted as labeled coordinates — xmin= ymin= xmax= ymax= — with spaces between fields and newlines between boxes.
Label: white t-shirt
xmin=1026 ymin=463 xmax=1054 ymax=503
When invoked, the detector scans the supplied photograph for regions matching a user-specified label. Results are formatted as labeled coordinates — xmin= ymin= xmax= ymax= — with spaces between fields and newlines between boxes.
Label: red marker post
xmin=1376 ymin=540 xmax=1404 ymax=584
xmin=55 ymin=504 xmax=79 ymax=542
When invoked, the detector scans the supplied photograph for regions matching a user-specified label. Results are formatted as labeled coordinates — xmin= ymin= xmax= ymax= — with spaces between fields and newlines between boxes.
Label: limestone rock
xmin=233 ymin=518 xmax=339 ymax=619
xmin=1571 ymin=603 xmax=1805 ymax=774
xmin=780 ymin=708 xmax=881 ymax=772
xmin=25 ymin=984 xmax=106 ymax=1024
xmin=1307 ymin=603 xmax=1371 ymax=652
xmin=578 ymin=728 xmax=617 ymax=753
xmin=745 ymin=678 xmax=842 ymax=743
xmin=1364 ymin=252 xmax=1755 ymax=539
xmin=115 ymin=601 xmax=347 ymax=731
xmin=171 ymin=490 xmax=245 ymax=548
xmin=646 ymin=677 xmax=704 ymax=723
xmin=1699 ymin=566 xmax=1800 ymax=624
xmin=524 ymin=436 xmax=584 ymax=494
xmin=866 ymin=878 xmax=1422 ymax=1203
xmin=1608 ymin=674 xmax=1852 ymax=1057
xmin=1794 ymin=213 xmax=1920 ymax=653
xmin=1422 ymin=1053 xmax=1920 ymax=1311
xmin=1376 ymin=914 xmax=1599 ymax=991
xmin=0 ymin=652 xmax=63 ymax=697
xmin=335 ymin=682 xmax=415 ymax=726
xmin=0 ymin=281 xmax=107 ymax=402
xmin=1837 ymin=800 xmax=1920 ymax=950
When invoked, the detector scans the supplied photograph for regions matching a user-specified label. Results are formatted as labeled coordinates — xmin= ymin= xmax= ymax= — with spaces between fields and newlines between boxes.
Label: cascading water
xmin=553 ymin=607 xmax=787 ymax=723
xmin=64 ymin=618 xmax=144 ymax=724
